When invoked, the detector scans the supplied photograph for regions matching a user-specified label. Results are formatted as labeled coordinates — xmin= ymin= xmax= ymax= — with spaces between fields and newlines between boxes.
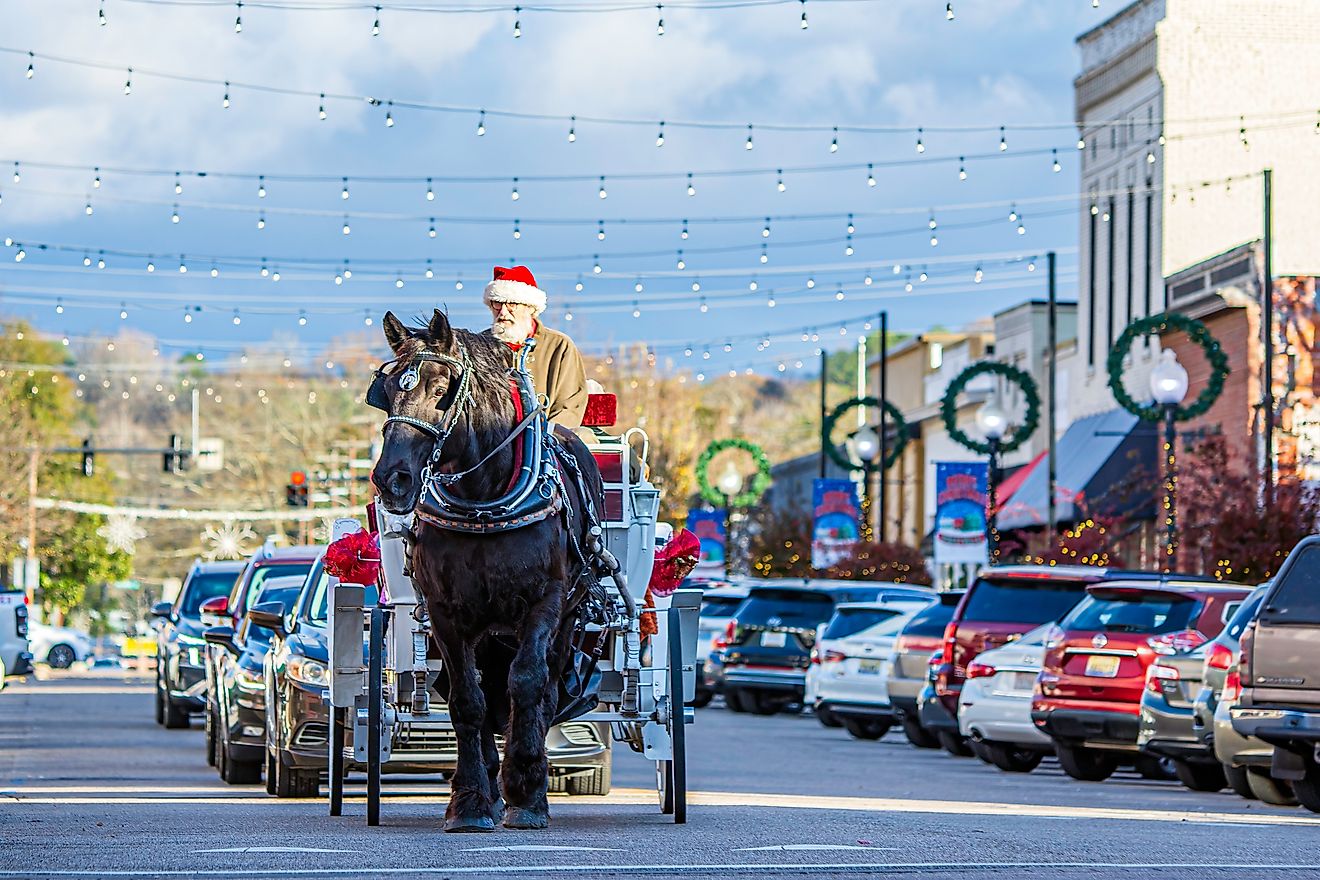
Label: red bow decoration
xmin=647 ymin=528 xmax=701 ymax=598
xmin=324 ymin=529 xmax=381 ymax=585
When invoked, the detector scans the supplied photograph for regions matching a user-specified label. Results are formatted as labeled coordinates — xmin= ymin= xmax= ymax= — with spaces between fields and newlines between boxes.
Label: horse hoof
xmin=503 ymin=807 xmax=549 ymax=830
xmin=444 ymin=815 xmax=496 ymax=833
xmin=491 ymin=798 xmax=506 ymax=823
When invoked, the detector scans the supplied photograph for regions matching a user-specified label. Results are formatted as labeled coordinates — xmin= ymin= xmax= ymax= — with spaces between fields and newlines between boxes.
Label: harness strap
xmin=429 ymin=403 xmax=543 ymax=487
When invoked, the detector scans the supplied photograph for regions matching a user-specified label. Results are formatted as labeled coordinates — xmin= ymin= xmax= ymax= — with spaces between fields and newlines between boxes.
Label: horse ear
xmin=428 ymin=309 xmax=453 ymax=347
xmin=383 ymin=311 xmax=408 ymax=354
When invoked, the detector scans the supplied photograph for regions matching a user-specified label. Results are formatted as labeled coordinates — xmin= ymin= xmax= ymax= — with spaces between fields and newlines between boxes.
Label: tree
xmin=747 ymin=507 xmax=815 ymax=578
xmin=823 ymin=542 xmax=933 ymax=584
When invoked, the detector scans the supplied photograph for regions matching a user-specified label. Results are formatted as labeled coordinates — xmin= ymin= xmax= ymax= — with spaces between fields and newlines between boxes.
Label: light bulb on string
xmin=425 ymin=260 xmax=434 ymax=279
xmin=945 ymin=2 xmax=954 ymax=19
xmin=724 ymin=341 xmax=733 ymax=352
xmin=179 ymin=256 xmax=188 ymax=273
xmin=55 ymin=299 xmax=63 ymax=315
xmin=839 ymin=324 xmax=848 ymax=336
xmin=171 ymin=204 xmax=180 ymax=223
xmin=257 ymin=212 xmax=265 ymax=229
xmin=298 ymin=310 xmax=307 ymax=326
xmin=1008 ymin=205 xmax=1017 ymax=222
xmin=318 ymin=93 xmax=327 ymax=120
xmin=635 ymin=279 xmax=644 ymax=293
xmin=835 ymin=287 xmax=845 ymax=301
xmin=905 ymin=276 xmax=913 ymax=292
xmin=800 ymin=0 xmax=808 ymax=28
xmin=256 ymin=175 xmax=267 ymax=198
xmin=894 ymin=263 xmax=902 ymax=275
xmin=123 ymin=68 xmax=132 ymax=94
xmin=1017 ymin=217 xmax=1026 ymax=235
xmin=676 ymin=251 xmax=685 ymax=270
xmin=83 ymin=252 xmax=92 ymax=267
xmin=919 ymin=269 xmax=928 ymax=282
xmin=511 ymin=178 xmax=520 ymax=200
xmin=1147 ymin=144 xmax=1156 ymax=164
xmin=760 ymin=244 xmax=768 ymax=264
xmin=656 ymin=3 xmax=664 ymax=34
xmin=564 ymin=305 xmax=574 ymax=321
xmin=271 ymin=269 xmax=280 ymax=281
xmin=85 ymin=199 xmax=93 ymax=216
xmin=364 ymin=310 xmax=373 ymax=326
xmin=211 ymin=263 xmax=220 ymax=277
xmin=341 ymin=177 xmax=349 ymax=200
xmin=593 ymin=256 xmax=602 ymax=274
xmin=749 ymin=278 xmax=758 ymax=291
xmin=686 ymin=173 xmax=696 ymax=197
xmin=258 ymin=260 xmax=267 ymax=277
xmin=632 ymin=301 xmax=641 ymax=318
xmin=762 ymin=218 xmax=771 ymax=238
xmin=829 ymin=127 xmax=839 ymax=153
xmin=429 ymin=218 xmax=437 ymax=238
xmin=512 ymin=221 xmax=520 ymax=240
xmin=846 ymin=214 xmax=856 ymax=235
xmin=845 ymin=236 xmax=854 ymax=256
xmin=342 ymin=217 xmax=351 ymax=235
xmin=371 ymin=5 xmax=381 ymax=35
xmin=597 ymin=220 xmax=606 ymax=241
xmin=232 ymin=310 xmax=241 ymax=325
xmin=477 ymin=110 xmax=487 ymax=136
xmin=680 ymin=220 xmax=689 ymax=240
xmin=97 ymin=252 xmax=106 ymax=269
xmin=699 ymin=296 xmax=708 ymax=312
xmin=958 ymin=157 xmax=967 ymax=180
xmin=92 ymin=167 xmax=102 ymax=189
xmin=775 ymin=169 xmax=786 ymax=192
xmin=384 ymin=102 xmax=394 ymax=127
xmin=11 ymin=163 xmax=18 ymax=183
xmin=702 ymin=347 xmax=711 ymax=359
xmin=692 ymin=278 xmax=702 ymax=293
xmin=395 ymin=273 xmax=404 ymax=289
xmin=999 ymin=126 xmax=1007 ymax=151
xmin=1077 ymin=137 xmax=1086 ymax=150
xmin=656 ymin=121 xmax=665 ymax=147
xmin=222 ymin=81 xmax=231 ymax=109
xmin=98 ymin=1 xmax=106 ymax=24
xmin=234 ymin=1 xmax=243 ymax=32
xmin=916 ymin=127 xmax=925 ymax=153
xmin=147 ymin=258 xmax=155 ymax=272
xmin=766 ymin=291 xmax=776 ymax=307
xmin=598 ymin=176 xmax=607 ymax=199
xmin=567 ymin=116 xmax=576 ymax=142
xmin=974 ymin=265 xmax=984 ymax=283
xmin=1027 ymin=260 xmax=1037 ymax=272
xmin=1052 ymin=149 xmax=1062 ymax=172
xmin=806 ymin=276 xmax=816 ymax=289
xmin=183 ymin=307 xmax=192 ymax=323
xmin=867 ymin=164 xmax=876 ymax=187
xmin=745 ymin=124 xmax=754 ymax=150
xmin=1158 ymin=131 xmax=1166 ymax=146
xmin=864 ymin=272 xmax=873 ymax=285
xmin=513 ymin=7 xmax=521 ymax=38
xmin=455 ymin=277 xmax=464 ymax=290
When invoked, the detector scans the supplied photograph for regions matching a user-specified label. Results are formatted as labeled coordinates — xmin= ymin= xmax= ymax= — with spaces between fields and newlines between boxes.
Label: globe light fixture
xmin=976 ymin=400 xmax=1009 ymax=440
xmin=716 ymin=464 xmax=743 ymax=497
xmin=1150 ymin=349 xmax=1189 ymax=405
xmin=851 ymin=425 xmax=880 ymax=462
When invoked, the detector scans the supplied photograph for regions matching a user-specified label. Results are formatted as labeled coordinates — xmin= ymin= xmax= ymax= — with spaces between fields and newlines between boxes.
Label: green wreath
xmin=941 ymin=361 xmax=1040 ymax=455
xmin=1109 ymin=312 xmax=1228 ymax=422
xmin=696 ymin=438 xmax=773 ymax=508
xmin=822 ymin=397 xmax=909 ymax=472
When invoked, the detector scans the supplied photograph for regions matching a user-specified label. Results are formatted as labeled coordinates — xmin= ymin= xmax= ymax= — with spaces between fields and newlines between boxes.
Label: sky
xmin=0 ymin=0 xmax=1106 ymax=377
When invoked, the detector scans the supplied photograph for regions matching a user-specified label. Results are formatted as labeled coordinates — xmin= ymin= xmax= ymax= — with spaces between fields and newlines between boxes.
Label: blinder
xmin=366 ymin=351 xmax=465 ymax=414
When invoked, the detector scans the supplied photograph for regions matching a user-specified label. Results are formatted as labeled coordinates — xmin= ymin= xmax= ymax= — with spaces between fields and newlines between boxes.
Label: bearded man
xmin=482 ymin=265 xmax=589 ymax=428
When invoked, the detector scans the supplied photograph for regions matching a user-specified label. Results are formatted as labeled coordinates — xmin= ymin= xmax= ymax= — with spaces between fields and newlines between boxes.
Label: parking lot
xmin=2 ymin=667 xmax=1319 ymax=879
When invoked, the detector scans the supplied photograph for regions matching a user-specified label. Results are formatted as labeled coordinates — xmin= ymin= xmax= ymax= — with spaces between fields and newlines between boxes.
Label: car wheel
xmin=547 ymin=775 xmax=568 ymax=794
xmin=1136 ymin=755 xmax=1177 ymax=781
xmin=46 ymin=643 xmax=76 ymax=670
xmin=265 ymin=750 xmax=278 ymax=796
xmin=1246 ymin=767 xmax=1298 ymax=806
xmin=690 ymin=690 xmax=713 ymax=709
xmin=843 ymin=718 xmax=891 ymax=741
xmin=1172 ymin=759 xmax=1226 ymax=792
xmin=162 ymin=688 xmax=190 ymax=729
xmin=271 ymin=752 xmax=320 ymax=798
xmin=723 ymin=689 xmax=747 ymax=713
xmin=221 ymin=746 xmax=262 ymax=785
xmin=205 ymin=700 xmax=219 ymax=767
xmin=900 ymin=717 xmax=939 ymax=749
xmin=1292 ymin=763 xmax=1320 ymax=814
xmin=980 ymin=740 xmax=1044 ymax=773
xmin=1224 ymin=763 xmax=1256 ymax=799
xmin=154 ymin=673 xmax=165 ymax=726
xmin=814 ymin=706 xmax=844 ymax=729
xmin=1055 ymin=744 xmax=1117 ymax=781
xmin=566 ymin=760 xmax=612 ymax=796
xmin=937 ymin=731 xmax=974 ymax=757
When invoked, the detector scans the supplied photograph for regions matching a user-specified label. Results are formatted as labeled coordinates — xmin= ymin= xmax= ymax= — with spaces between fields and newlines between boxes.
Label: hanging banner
xmin=811 ymin=478 xmax=861 ymax=570
xmin=685 ymin=509 xmax=727 ymax=578
xmin=934 ymin=461 xmax=990 ymax=565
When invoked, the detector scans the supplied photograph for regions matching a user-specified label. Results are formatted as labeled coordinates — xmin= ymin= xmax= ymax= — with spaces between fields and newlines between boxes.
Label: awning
xmin=996 ymin=408 xmax=1154 ymax=531
xmin=995 ymin=450 xmax=1046 ymax=504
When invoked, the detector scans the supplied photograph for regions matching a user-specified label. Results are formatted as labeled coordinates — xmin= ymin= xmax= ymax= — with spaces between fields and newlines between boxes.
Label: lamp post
xmin=1150 ymin=349 xmax=1189 ymax=567
xmin=976 ymin=400 xmax=1009 ymax=563
xmin=848 ymin=425 xmax=881 ymax=542
xmin=716 ymin=463 xmax=744 ymax=578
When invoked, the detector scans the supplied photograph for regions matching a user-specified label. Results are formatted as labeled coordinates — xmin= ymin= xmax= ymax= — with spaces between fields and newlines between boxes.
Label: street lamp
xmin=848 ymin=425 xmax=880 ymax=541
xmin=716 ymin=463 xmax=743 ymax=577
xmin=976 ymin=400 xmax=1009 ymax=563
xmin=1150 ymin=349 xmax=1189 ymax=565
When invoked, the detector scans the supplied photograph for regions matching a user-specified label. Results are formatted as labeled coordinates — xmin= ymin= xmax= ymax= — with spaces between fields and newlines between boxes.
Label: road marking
xmin=193 ymin=848 xmax=362 ymax=855
xmin=3 ymin=786 xmax=1317 ymax=829
xmin=3 ymin=686 xmax=154 ymax=695
xmin=4 ymin=861 xmax=1320 ymax=877
xmin=734 ymin=844 xmax=894 ymax=852
xmin=462 ymin=846 xmax=622 ymax=853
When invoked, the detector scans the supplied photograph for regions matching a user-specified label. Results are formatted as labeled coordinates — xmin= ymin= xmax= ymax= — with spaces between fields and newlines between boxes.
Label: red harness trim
xmin=507 ymin=377 xmax=525 ymax=494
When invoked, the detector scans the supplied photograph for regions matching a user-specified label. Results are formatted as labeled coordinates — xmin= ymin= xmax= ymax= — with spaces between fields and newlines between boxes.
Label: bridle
xmin=370 ymin=348 xmax=472 ymax=459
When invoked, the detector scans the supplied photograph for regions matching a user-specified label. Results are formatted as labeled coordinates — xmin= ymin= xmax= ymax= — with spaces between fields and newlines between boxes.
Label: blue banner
xmin=811 ymin=478 xmax=861 ymax=570
xmin=934 ymin=461 xmax=989 ymax=565
xmin=685 ymin=509 xmax=727 ymax=573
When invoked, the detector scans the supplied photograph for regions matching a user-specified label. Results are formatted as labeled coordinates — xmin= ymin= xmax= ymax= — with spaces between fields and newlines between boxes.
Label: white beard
xmin=492 ymin=319 xmax=529 ymax=343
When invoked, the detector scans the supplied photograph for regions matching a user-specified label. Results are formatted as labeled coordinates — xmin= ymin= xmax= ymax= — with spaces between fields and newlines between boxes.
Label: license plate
xmin=858 ymin=659 xmax=883 ymax=675
xmin=1012 ymin=671 xmax=1038 ymax=691
xmin=1084 ymin=655 xmax=1121 ymax=678
xmin=760 ymin=631 xmax=787 ymax=648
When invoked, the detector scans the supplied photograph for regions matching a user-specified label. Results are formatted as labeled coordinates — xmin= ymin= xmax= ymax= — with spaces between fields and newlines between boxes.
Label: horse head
xmin=371 ymin=309 xmax=464 ymax=514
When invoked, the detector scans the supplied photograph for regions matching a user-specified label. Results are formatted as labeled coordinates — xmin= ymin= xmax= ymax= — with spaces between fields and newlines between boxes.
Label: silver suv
xmin=1231 ymin=536 xmax=1320 ymax=812
xmin=0 ymin=589 xmax=33 ymax=689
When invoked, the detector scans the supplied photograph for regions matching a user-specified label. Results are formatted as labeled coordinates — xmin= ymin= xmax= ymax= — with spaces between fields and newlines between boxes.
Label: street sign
xmin=195 ymin=438 xmax=225 ymax=473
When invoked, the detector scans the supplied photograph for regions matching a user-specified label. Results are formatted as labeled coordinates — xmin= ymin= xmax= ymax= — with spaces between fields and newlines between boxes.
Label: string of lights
xmin=6 ymin=44 xmax=1312 ymax=148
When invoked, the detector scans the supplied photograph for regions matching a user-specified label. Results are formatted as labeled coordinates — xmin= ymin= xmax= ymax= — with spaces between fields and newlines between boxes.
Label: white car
xmin=27 ymin=621 xmax=96 ymax=669
xmin=957 ymin=623 xmax=1054 ymax=772
xmin=812 ymin=599 xmax=933 ymax=740
xmin=694 ymin=584 xmax=748 ymax=707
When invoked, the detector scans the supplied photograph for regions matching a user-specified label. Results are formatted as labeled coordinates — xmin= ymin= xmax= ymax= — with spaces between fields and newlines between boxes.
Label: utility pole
xmin=879 ymin=311 xmax=889 ymax=545
xmin=818 ymin=348 xmax=828 ymax=479
xmin=1047 ymin=251 xmax=1058 ymax=540
xmin=1262 ymin=168 xmax=1275 ymax=509
xmin=26 ymin=446 xmax=38 ymax=605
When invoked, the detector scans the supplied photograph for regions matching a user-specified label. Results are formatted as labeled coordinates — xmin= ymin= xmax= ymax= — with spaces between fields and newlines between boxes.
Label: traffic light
xmin=286 ymin=471 xmax=309 ymax=507
xmin=80 ymin=438 xmax=94 ymax=477
xmin=163 ymin=434 xmax=183 ymax=474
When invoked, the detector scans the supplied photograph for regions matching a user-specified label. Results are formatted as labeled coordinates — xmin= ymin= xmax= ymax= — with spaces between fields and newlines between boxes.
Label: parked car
xmin=715 ymin=582 xmax=933 ymax=716
xmin=936 ymin=566 xmax=1187 ymax=758
xmin=957 ymin=623 xmax=1054 ymax=772
xmin=1231 ymin=536 xmax=1320 ymax=813
xmin=206 ymin=574 xmax=309 ymax=784
xmin=1191 ymin=586 xmax=1292 ymax=802
xmin=811 ymin=598 xmax=933 ymax=740
xmin=1033 ymin=579 xmax=1251 ymax=782
xmin=151 ymin=559 xmax=244 ymax=729
xmin=27 ymin=620 xmax=95 ymax=669
xmin=888 ymin=590 xmax=963 ymax=748
xmin=1138 ymin=643 xmax=1227 ymax=791
xmin=0 ymin=589 xmax=32 ymax=689
xmin=262 ymin=561 xmax=613 ymax=798
xmin=694 ymin=584 xmax=749 ymax=708
xmin=203 ymin=545 xmax=319 ymax=774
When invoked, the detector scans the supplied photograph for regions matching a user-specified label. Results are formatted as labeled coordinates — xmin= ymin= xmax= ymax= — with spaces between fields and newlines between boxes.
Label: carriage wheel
xmin=657 ymin=760 xmax=674 ymax=815
xmin=666 ymin=606 xmax=687 ymax=825
xmin=366 ymin=605 xmax=385 ymax=827
xmin=328 ymin=706 xmax=347 ymax=817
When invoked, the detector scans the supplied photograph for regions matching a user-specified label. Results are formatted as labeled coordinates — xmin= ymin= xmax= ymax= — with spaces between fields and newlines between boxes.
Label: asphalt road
xmin=3 ymin=668 xmax=1320 ymax=879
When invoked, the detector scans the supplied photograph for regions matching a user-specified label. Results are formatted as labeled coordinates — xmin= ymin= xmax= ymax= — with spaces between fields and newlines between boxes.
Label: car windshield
xmin=737 ymin=589 xmax=835 ymax=627
xmin=245 ymin=585 xmax=304 ymax=646
xmin=961 ymin=576 xmax=1090 ymax=625
xmin=1061 ymin=594 xmax=1199 ymax=634
xmin=701 ymin=596 xmax=744 ymax=617
xmin=178 ymin=571 xmax=239 ymax=617
xmin=243 ymin=562 xmax=314 ymax=611
xmin=1266 ymin=544 xmax=1320 ymax=624
xmin=901 ymin=600 xmax=957 ymax=638
xmin=823 ymin=607 xmax=905 ymax=640
xmin=307 ymin=564 xmax=378 ymax=624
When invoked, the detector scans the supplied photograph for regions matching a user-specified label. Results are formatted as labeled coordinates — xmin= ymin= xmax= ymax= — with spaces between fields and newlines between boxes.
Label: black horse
xmin=371 ymin=309 xmax=605 ymax=832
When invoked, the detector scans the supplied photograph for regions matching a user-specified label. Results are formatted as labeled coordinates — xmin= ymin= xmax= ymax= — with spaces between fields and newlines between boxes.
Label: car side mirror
xmin=150 ymin=600 xmax=174 ymax=619
xmin=247 ymin=601 xmax=287 ymax=635
xmin=203 ymin=625 xmax=239 ymax=655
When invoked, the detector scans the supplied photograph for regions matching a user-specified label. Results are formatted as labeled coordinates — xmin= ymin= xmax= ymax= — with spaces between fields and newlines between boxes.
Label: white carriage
xmin=324 ymin=396 xmax=701 ymax=825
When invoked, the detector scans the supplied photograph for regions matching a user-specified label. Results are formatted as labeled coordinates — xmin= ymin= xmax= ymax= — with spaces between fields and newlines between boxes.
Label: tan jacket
xmin=485 ymin=322 xmax=588 ymax=428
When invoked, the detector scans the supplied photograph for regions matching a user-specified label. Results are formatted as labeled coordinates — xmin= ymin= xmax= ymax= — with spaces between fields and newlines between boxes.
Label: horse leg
xmin=501 ymin=592 xmax=562 ymax=829
xmin=482 ymin=723 xmax=503 ymax=823
xmin=435 ymin=627 xmax=495 ymax=833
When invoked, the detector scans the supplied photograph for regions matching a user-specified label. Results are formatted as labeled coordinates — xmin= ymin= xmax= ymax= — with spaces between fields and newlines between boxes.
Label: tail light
xmin=965 ymin=661 xmax=996 ymax=680
xmin=1146 ymin=629 xmax=1206 ymax=656
xmin=712 ymin=619 xmax=736 ymax=650
xmin=1146 ymin=663 xmax=1179 ymax=694
xmin=1205 ymin=642 xmax=1234 ymax=672
xmin=940 ymin=621 xmax=957 ymax=667
xmin=809 ymin=647 xmax=820 ymax=665
xmin=896 ymin=634 xmax=939 ymax=654
xmin=822 ymin=650 xmax=847 ymax=664
xmin=1222 ymin=668 xmax=1242 ymax=701
xmin=1238 ymin=622 xmax=1256 ymax=690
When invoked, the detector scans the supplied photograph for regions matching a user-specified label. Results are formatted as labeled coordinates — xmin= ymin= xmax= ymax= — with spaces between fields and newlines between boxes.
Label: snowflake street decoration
xmin=98 ymin=513 xmax=147 ymax=555
xmin=202 ymin=521 xmax=258 ymax=561
xmin=312 ymin=517 xmax=336 ymax=544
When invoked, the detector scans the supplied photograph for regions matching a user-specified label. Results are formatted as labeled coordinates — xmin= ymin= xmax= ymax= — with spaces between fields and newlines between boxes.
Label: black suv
xmin=715 ymin=581 xmax=933 ymax=715
xmin=151 ymin=560 xmax=243 ymax=729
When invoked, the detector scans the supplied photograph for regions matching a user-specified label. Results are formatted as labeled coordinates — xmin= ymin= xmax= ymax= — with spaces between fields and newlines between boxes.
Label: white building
xmin=1071 ymin=0 xmax=1320 ymax=418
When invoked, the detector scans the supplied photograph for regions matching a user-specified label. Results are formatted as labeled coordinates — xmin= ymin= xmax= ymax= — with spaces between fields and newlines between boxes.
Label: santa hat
xmin=484 ymin=265 xmax=547 ymax=316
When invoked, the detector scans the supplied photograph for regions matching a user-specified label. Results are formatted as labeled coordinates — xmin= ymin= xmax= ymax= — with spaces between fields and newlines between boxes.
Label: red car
xmin=1032 ymin=580 xmax=1252 ymax=781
